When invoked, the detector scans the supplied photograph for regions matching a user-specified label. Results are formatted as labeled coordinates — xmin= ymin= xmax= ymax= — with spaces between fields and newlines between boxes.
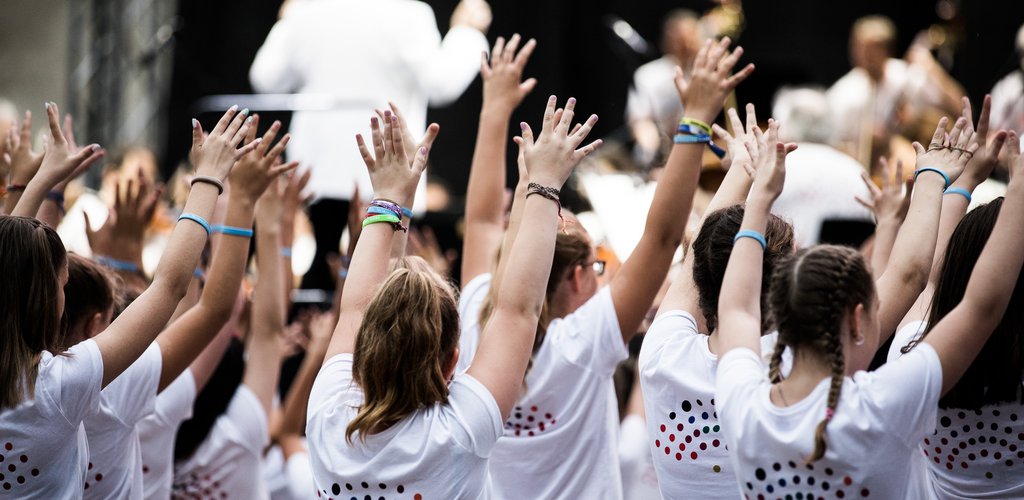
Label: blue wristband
xmin=193 ymin=268 xmax=206 ymax=280
xmin=400 ymin=206 xmax=413 ymax=219
xmin=944 ymin=187 xmax=972 ymax=203
xmin=674 ymin=133 xmax=711 ymax=145
xmin=338 ymin=267 xmax=349 ymax=279
xmin=734 ymin=229 xmax=767 ymax=251
xmin=366 ymin=205 xmax=401 ymax=218
xmin=211 ymin=224 xmax=254 ymax=238
xmin=280 ymin=247 xmax=293 ymax=258
xmin=94 ymin=255 xmax=140 ymax=273
xmin=914 ymin=167 xmax=951 ymax=189
xmin=178 ymin=213 xmax=211 ymax=236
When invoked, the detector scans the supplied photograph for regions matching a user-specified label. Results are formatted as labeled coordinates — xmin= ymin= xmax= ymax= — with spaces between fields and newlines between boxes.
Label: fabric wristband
xmin=178 ymin=213 xmax=212 ymax=236
xmin=734 ymin=229 xmax=767 ymax=251
xmin=914 ymin=167 xmax=951 ymax=189
xmin=95 ymin=255 xmax=141 ymax=273
xmin=944 ymin=187 xmax=972 ymax=203
xmin=211 ymin=225 xmax=254 ymax=238
xmin=680 ymin=117 xmax=713 ymax=135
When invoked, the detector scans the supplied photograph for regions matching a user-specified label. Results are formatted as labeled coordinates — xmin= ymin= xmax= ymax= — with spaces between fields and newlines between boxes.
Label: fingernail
xmin=246 ymin=116 xmax=253 ymax=123
xmin=253 ymin=138 xmax=262 ymax=143
xmin=420 ymin=147 xmax=427 ymax=155
xmin=191 ymin=118 xmax=199 ymax=128
xmin=549 ymin=95 xmax=556 ymax=101
xmin=229 ymin=105 xmax=239 ymax=112
xmin=391 ymin=115 xmax=397 ymax=122
xmin=520 ymin=122 xmax=527 ymax=130
xmin=568 ymin=97 xmax=576 ymax=104
xmin=241 ymin=108 xmax=250 ymax=116
xmin=371 ymin=117 xmax=378 ymax=125
xmin=91 ymin=144 xmax=101 ymax=152
xmin=591 ymin=114 xmax=598 ymax=121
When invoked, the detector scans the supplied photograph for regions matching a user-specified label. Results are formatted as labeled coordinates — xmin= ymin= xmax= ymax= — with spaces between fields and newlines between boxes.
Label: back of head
xmin=347 ymin=261 xmax=460 ymax=443
xmin=661 ymin=9 xmax=701 ymax=58
xmin=772 ymin=87 xmax=833 ymax=144
xmin=62 ymin=254 xmax=117 ymax=348
xmin=913 ymin=198 xmax=1023 ymax=408
xmin=692 ymin=205 xmax=795 ymax=332
xmin=767 ymin=244 xmax=874 ymax=462
xmin=851 ymin=15 xmax=896 ymax=48
xmin=0 ymin=216 xmax=67 ymax=410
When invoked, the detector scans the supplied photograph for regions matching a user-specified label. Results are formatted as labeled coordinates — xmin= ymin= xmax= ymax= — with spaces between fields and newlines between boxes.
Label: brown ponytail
xmin=346 ymin=258 xmax=461 ymax=443
xmin=768 ymin=245 xmax=873 ymax=463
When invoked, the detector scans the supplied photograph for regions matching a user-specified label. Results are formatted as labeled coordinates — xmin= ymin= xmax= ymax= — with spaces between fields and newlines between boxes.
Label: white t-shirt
xmin=889 ymin=321 xmax=1024 ymax=499
xmin=486 ymin=286 xmax=629 ymax=500
xmin=83 ymin=342 xmax=162 ymax=499
xmin=626 ymin=56 xmax=684 ymax=138
xmin=717 ymin=344 xmax=943 ymax=499
xmin=0 ymin=339 xmax=103 ymax=499
xmin=306 ymin=354 xmax=502 ymax=500
xmin=138 ymin=369 xmax=197 ymax=500
xmin=455 ymin=273 xmax=492 ymax=374
xmin=619 ymin=414 xmax=660 ymax=500
xmin=171 ymin=385 xmax=270 ymax=500
xmin=638 ymin=310 xmax=782 ymax=499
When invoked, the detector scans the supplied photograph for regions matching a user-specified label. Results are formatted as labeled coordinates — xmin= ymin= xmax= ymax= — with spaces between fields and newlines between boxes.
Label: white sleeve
xmin=101 ymin=342 xmax=163 ymax=426
xmin=640 ymin=310 xmax=700 ymax=362
xmin=714 ymin=348 xmax=766 ymax=427
xmin=156 ymin=368 xmax=197 ymax=425
xmin=308 ymin=354 xmax=360 ymax=422
xmin=886 ymin=321 xmax=926 ymax=363
xmin=49 ymin=339 xmax=105 ymax=424
xmin=398 ymin=5 xmax=487 ymax=106
xmin=226 ymin=385 xmax=271 ymax=454
xmin=285 ymin=450 xmax=314 ymax=500
xmin=456 ymin=274 xmax=491 ymax=373
xmin=448 ymin=374 xmax=503 ymax=458
xmin=864 ymin=342 xmax=943 ymax=447
xmin=250 ymin=17 xmax=302 ymax=93
xmin=546 ymin=286 xmax=628 ymax=375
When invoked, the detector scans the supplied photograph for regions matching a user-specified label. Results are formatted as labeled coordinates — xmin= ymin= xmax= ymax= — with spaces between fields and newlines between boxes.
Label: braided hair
xmin=768 ymin=245 xmax=874 ymax=463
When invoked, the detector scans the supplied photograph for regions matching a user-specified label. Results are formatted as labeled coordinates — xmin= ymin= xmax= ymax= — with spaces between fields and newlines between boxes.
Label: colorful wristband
xmin=211 ymin=225 xmax=254 ymax=238
xmin=94 ymin=255 xmax=141 ymax=273
xmin=369 ymin=199 xmax=412 ymax=219
xmin=366 ymin=205 xmax=401 ymax=218
xmin=280 ymin=247 xmax=293 ymax=258
xmin=733 ymin=229 xmax=767 ymax=251
xmin=680 ymin=117 xmax=713 ymax=136
xmin=944 ymin=187 xmax=972 ymax=203
xmin=178 ymin=213 xmax=212 ymax=236
xmin=362 ymin=213 xmax=406 ymax=231
xmin=914 ymin=168 xmax=951 ymax=189
xmin=190 ymin=175 xmax=225 ymax=195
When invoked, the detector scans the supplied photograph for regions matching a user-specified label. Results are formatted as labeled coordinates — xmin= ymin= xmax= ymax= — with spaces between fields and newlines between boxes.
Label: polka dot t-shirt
xmin=889 ymin=321 xmax=1024 ymax=499
xmin=716 ymin=344 xmax=943 ymax=500
xmin=137 ymin=369 xmax=197 ymax=500
xmin=638 ymin=310 xmax=782 ymax=499
xmin=0 ymin=339 xmax=104 ymax=499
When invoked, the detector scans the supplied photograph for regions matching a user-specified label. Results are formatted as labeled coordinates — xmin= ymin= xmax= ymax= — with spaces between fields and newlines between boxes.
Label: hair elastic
xmin=733 ymin=229 xmax=767 ymax=251
xmin=6 ymin=184 xmax=26 ymax=193
xmin=212 ymin=225 xmax=254 ymax=238
xmin=178 ymin=213 xmax=212 ymax=236
xmin=190 ymin=175 xmax=225 ymax=195
xmin=913 ymin=167 xmax=951 ymax=189
xmin=825 ymin=407 xmax=835 ymax=421
xmin=944 ymin=187 xmax=972 ymax=203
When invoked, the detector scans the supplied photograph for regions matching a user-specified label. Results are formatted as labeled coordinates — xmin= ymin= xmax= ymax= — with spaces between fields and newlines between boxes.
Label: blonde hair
xmin=852 ymin=15 xmax=896 ymax=47
xmin=346 ymin=257 xmax=460 ymax=443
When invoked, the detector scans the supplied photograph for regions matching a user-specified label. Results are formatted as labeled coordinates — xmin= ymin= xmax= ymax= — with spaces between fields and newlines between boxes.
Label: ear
xmin=848 ymin=303 xmax=866 ymax=343
xmin=444 ymin=346 xmax=461 ymax=382
xmin=570 ymin=264 xmax=584 ymax=293
xmin=86 ymin=312 xmax=105 ymax=339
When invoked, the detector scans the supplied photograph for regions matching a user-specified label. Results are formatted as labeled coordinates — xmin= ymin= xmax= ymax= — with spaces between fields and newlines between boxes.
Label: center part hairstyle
xmin=767 ymin=245 xmax=874 ymax=463
xmin=61 ymin=254 xmax=118 ymax=349
xmin=903 ymin=198 xmax=1024 ymax=409
xmin=347 ymin=257 xmax=461 ymax=443
xmin=0 ymin=216 xmax=68 ymax=410
xmin=693 ymin=204 xmax=795 ymax=333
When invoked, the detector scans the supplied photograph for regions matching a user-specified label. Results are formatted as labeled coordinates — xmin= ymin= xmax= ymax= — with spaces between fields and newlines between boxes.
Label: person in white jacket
xmin=250 ymin=0 xmax=491 ymax=290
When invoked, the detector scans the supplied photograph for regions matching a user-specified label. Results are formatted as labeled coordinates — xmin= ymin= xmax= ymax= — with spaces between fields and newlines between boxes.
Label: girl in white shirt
xmin=713 ymin=118 xmax=1024 ymax=499
xmin=306 ymin=97 xmax=599 ymax=499
xmin=0 ymin=103 xmax=255 ymax=499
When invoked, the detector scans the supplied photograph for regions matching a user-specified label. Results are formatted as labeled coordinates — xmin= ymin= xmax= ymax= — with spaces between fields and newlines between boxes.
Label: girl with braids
xmin=305 ymin=96 xmax=599 ymax=499
xmin=715 ymin=113 xmax=1024 ymax=499
xmin=458 ymin=38 xmax=753 ymax=500
xmin=638 ymin=106 xmax=797 ymax=500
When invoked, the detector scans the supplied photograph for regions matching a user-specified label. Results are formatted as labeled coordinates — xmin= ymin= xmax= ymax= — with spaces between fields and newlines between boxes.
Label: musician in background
xmin=990 ymin=24 xmax=1024 ymax=137
xmin=250 ymin=0 xmax=491 ymax=291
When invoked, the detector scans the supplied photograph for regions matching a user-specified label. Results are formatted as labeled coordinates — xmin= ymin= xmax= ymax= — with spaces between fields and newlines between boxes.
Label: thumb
xmin=191 ymin=118 xmax=204 ymax=150
xmin=520 ymin=78 xmax=538 ymax=97
xmin=912 ymin=141 xmax=927 ymax=157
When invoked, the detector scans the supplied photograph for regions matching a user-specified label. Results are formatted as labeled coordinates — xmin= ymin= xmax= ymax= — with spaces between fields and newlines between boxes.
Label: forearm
xmin=35 ymin=195 xmax=64 ymax=228
xmin=327 ymin=223 xmax=396 ymax=357
xmin=11 ymin=176 xmax=54 ymax=217
xmin=962 ymin=181 xmax=1024 ymax=318
xmin=641 ymin=140 xmax=703 ymax=247
xmin=495 ymin=194 xmax=559 ymax=317
xmin=883 ymin=175 xmax=945 ymax=289
xmin=3 ymin=191 xmax=20 ymax=214
xmin=706 ymin=161 xmax=754 ymax=217
xmin=928 ymin=179 xmax=976 ymax=285
xmin=717 ymin=195 xmax=771 ymax=354
xmin=461 ymin=111 xmax=513 ymax=282
xmin=245 ymin=218 xmax=287 ymax=415
xmin=276 ymin=340 xmax=328 ymax=438
xmin=870 ymin=218 xmax=901 ymax=278
xmin=151 ymin=184 xmax=221 ymax=297
xmin=489 ymin=180 xmax=527 ymax=298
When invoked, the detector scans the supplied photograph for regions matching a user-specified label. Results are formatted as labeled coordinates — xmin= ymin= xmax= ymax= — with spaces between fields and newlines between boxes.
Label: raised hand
xmin=408 ymin=226 xmax=456 ymax=276
xmin=35 ymin=102 xmax=104 ymax=188
xmin=856 ymin=157 xmax=912 ymax=224
xmin=85 ymin=171 xmax=163 ymax=263
xmin=256 ymin=175 xmax=287 ymax=227
xmin=1007 ymin=132 xmax=1023 ymax=186
xmin=746 ymin=120 xmax=795 ymax=203
xmin=912 ymin=116 xmax=979 ymax=185
xmin=230 ymin=116 xmax=299 ymax=202
xmin=711 ymin=104 xmax=760 ymax=176
xmin=190 ymin=107 xmax=259 ymax=181
xmin=345 ymin=183 xmax=364 ymax=257
xmin=8 ymin=110 xmax=43 ymax=185
xmin=519 ymin=96 xmax=601 ymax=187
xmin=957 ymin=95 xmax=1008 ymax=187
xmin=450 ymin=0 xmax=492 ymax=33
xmin=674 ymin=37 xmax=755 ymax=124
xmin=283 ymin=167 xmax=312 ymax=226
xmin=373 ymin=102 xmax=439 ymax=165
xmin=481 ymin=34 xmax=538 ymax=115
xmin=355 ymin=110 xmax=435 ymax=205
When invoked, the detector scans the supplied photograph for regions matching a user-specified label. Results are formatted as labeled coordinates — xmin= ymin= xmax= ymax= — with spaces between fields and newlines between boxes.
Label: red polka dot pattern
xmin=504 ymin=405 xmax=556 ymax=437
xmin=171 ymin=472 xmax=229 ymax=498
xmin=741 ymin=459 xmax=865 ymax=499
xmin=0 ymin=442 xmax=41 ymax=492
xmin=653 ymin=398 xmax=725 ymax=474
xmin=922 ymin=406 xmax=1022 ymax=483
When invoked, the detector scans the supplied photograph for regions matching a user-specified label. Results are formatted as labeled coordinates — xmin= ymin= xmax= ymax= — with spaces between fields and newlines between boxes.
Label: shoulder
xmin=640 ymin=310 xmax=702 ymax=362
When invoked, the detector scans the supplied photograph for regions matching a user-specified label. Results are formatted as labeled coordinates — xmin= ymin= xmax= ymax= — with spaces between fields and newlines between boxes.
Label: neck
xmin=771 ymin=349 xmax=834 ymax=407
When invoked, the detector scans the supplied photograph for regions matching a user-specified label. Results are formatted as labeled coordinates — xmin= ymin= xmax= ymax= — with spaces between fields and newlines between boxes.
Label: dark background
xmin=163 ymin=0 xmax=1024 ymax=197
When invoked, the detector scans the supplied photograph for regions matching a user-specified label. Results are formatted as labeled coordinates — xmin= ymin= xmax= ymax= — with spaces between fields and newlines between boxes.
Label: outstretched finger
xmin=673 ymin=66 xmax=689 ymax=99
xmin=557 ymin=97 xmax=577 ymax=132
xmin=571 ymin=114 xmax=599 ymax=145
xmin=45 ymin=102 xmax=65 ymax=145
xmin=717 ymin=46 xmax=744 ymax=76
xmin=987 ymin=130 xmax=1008 ymax=158
xmin=356 ymin=134 xmax=375 ymax=170
xmin=520 ymin=121 xmax=536 ymax=147
xmin=492 ymin=36 xmax=506 ymax=64
xmin=542 ymin=95 xmax=558 ymax=132
xmin=234 ymin=137 xmax=261 ymax=158
xmin=418 ymin=123 xmax=440 ymax=152
xmin=854 ymin=195 xmax=875 ymax=212
xmin=224 ymin=108 xmax=250 ymax=141
xmin=514 ymin=38 xmax=537 ymax=67
xmin=976 ymin=94 xmax=992 ymax=145
xmin=390 ymin=114 xmax=408 ymax=164
xmin=704 ymin=37 xmax=731 ymax=70
xmin=370 ymin=116 xmax=385 ymax=160
xmin=859 ymin=171 xmax=882 ymax=199
xmin=726 ymin=107 xmax=743 ymax=136
xmin=20 ymin=110 xmax=33 ymax=145
xmin=411 ymin=145 xmax=430 ymax=176
xmin=270 ymin=160 xmax=300 ymax=177
xmin=382 ymin=111 xmax=396 ymax=158
xmin=242 ymin=114 xmax=260 ymax=150
xmin=947 ymin=117 xmax=967 ymax=147
xmin=63 ymin=114 xmax=76 ymax=147
xmin=259 ymin=120 xmax=282 ymax=156
xmin=480 ymin=50 xmax=492 ymax=77
xmin=191 ymin=118 xmax=204 ymax=150
xmin=692 ymin=39 xmax=712 ymax=71
xmin=929 ymin=117 xmax=949 ymax=148
xmin=712 ymin=123 xmax=733 ymax=142
xmin=229 ymin=113 xmax=254 ymax=146
xmin=266 ymin=134 xmax=291 ymax=163
xmin=724 ymin=63 xmax=756 ymax=90
xmin=960 ymin=96 xmax=974 ymax=134
xmin=744 ymin=103 xmax=758 ymax=137
xmin=503 ymin=34 xmax=522 ymax=62
xmin=573 ymin=138 xmax=604 ymax=162
xmin=211 ymin=105 xmax=240 ymax=135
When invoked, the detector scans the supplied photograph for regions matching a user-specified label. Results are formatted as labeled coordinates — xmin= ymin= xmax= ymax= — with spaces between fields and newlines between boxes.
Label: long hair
xmin=693 ymin=205 xmax=795 ymax=333
xmin=767 ymin=245 xmax=874 ymax=463
xmin=0 ymin=216 xmax=68 ymax=410
xmin=61 ymin=254 xmax=117 ymax=349
xmin=346 ymin=259 xmax=461 ymax=443
xmin=902 ymin=198 xmax=1023 ymax=408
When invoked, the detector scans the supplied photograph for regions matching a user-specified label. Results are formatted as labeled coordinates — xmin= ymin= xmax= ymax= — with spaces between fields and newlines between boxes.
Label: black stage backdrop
xmin=163 ymin=0 xmax=1024 ymax=196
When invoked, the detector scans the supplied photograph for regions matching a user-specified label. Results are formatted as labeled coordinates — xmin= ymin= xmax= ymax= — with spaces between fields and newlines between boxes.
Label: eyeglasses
xmin=586 ymin=259 xmax=606 ymax=277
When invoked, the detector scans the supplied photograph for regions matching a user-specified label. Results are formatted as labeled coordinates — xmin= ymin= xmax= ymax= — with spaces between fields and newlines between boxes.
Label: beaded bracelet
xmin=178 ymin=213 xmax=212 ymax=236
xmin=944 ymin=187 xmax=972 ymax=203
xmin=211 ymin=225 xmax=254 ymax=238
xmin=733 ymin=229 xmax=767 ymax=251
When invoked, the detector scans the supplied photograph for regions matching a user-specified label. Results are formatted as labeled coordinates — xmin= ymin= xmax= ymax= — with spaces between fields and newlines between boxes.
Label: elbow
xmin=897 ymin=264 xmax=931 ymax=296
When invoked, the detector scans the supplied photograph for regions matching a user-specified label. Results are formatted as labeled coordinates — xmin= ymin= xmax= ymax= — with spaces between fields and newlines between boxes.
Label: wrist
xmin=681 ymin=108 xmax=719 ymax=125
xmin=373 ymin=191 xmax=411 ymax=208
xmin=480 ymin=102 xmax=516 ymax=119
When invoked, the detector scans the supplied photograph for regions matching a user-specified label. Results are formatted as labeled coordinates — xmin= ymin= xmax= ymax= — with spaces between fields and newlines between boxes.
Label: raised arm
xmin=718 ymin=122 xmax=792 ymax=357
xmin=4 ymin=111 xmax=43 ymax=215
xmin=873 ymin=116 xmax=976 ymax=341
xmin=658 ymin=104 xmax=758 ymax=322
xmin=324 ymin=112 xmax=434 ymax=361
xmin=461 ymin=34 xmax=537 ymax=285
xmin=855 ymin=157 xmax=912 ymax=279
xmin=156 ymin=118 xmax=296 ymax=391
xmin=922 ymin=131 xmax=1024 ymax=394
xmin=92 ymin=107 xmax=256 ymax=387
xmin=281 ymin=167 xmax=311 ymax=305
xmin=85 ymin=172 xmax=163 ymax=292
xmin=468 ymin=96 xmax=602 ymax=418
xmin=612 ymin=38 xmax=754 ymax=342
xmin=12 ymin=103 xmax=104 ymax=219
xmin=271 ymin=312 xmax=333 ymax=448
xmin=35 ymin=114 xmax=93 ymax=227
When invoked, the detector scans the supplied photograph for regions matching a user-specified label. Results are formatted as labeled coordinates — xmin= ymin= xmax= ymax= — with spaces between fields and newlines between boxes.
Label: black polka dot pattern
xmin=504 ymin=405 xmax=557 ymax=437
xmin=653 ymin=398 xmax=726 ymax=473
xmin=742 ymin=459 xmax=867 ymax=499
xmin=314 ymin=480 xmax=421 ymax=500
xmin=921 ymin=405 xmax=1023 ymax=482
